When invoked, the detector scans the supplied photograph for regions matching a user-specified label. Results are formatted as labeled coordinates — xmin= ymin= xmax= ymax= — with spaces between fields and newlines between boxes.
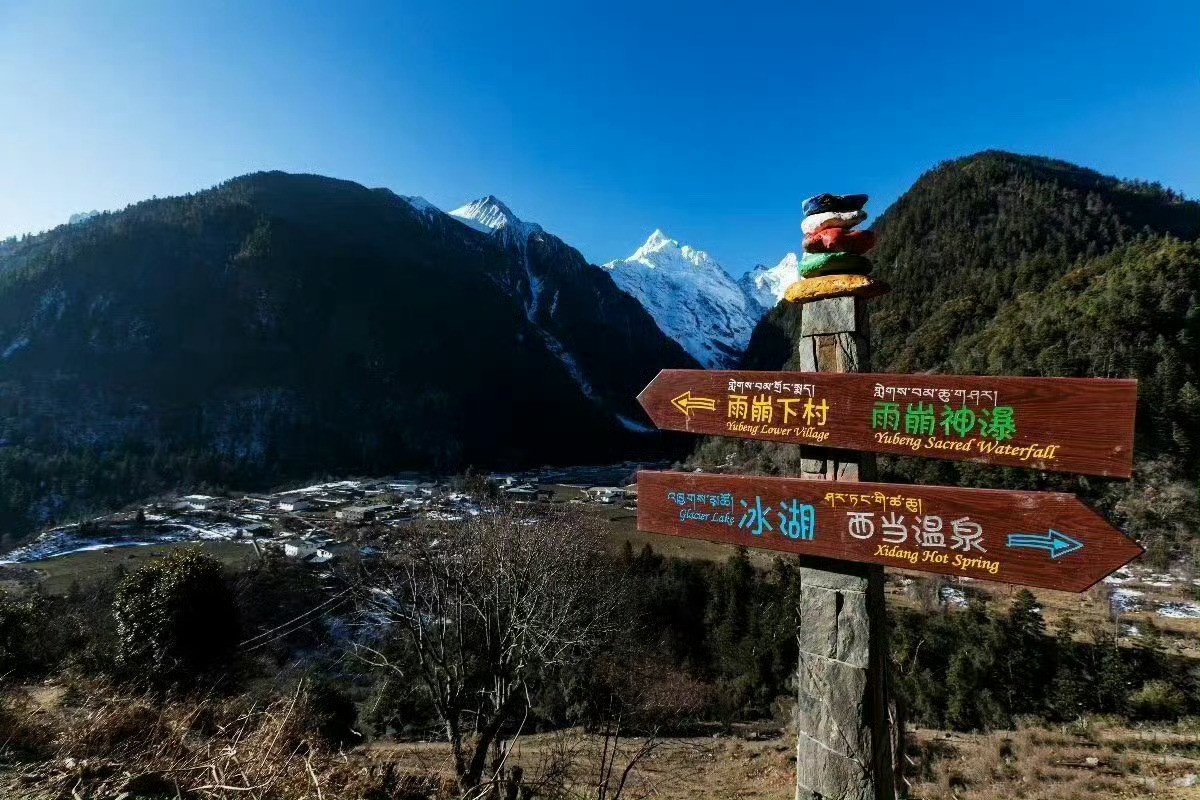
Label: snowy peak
xmin=630 ymin=228 xmax=676 ymax=259
xmin=450 ymin=195 xmax=543 ymax=239
xmin=740 ymin=252 xmax=799 ymax=308
xmin=603 ymin=230 xmax=762 ymax=368
xmin=451 ymin=195 xmax=519 ymax=230
xmin=627 ymin=229 xmax=722 ymax=273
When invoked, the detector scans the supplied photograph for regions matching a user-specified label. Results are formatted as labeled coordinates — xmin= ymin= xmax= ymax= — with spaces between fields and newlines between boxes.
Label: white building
xmin=585 ymin=487 xmax=624 ymax=504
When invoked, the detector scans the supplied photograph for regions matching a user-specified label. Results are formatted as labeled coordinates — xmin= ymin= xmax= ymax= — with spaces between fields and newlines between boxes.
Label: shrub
xmin=0 ymin=593 xmax=50 ymax=678
xmin=1126 ymin=680 xmax=1187 ymax=720
xmin=112 ymin=548 xmax=241 ymax=686
xmin=307 ymin=680 xmax=362 ymax=750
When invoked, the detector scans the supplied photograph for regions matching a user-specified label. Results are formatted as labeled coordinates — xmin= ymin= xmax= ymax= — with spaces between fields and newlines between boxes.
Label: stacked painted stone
xmin=798 ymin=193 xmax=875 ymax=279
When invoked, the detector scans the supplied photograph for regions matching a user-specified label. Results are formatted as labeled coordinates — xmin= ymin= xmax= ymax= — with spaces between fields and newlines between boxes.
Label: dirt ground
xmin=368 ymin=728 xmax=796 ymax=800
xmin=360 ymin=720 xmax=1199 ymax=800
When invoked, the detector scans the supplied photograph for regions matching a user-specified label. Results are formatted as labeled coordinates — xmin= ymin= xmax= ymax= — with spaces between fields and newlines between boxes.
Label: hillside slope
xmin=716 ymin=152 xmax=1199 ymax=563
xmin=0 ymin=172 xmax=696 ymax=544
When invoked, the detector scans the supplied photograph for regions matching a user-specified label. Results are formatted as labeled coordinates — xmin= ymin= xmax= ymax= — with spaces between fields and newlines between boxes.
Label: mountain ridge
xmin=0 ymin=171 xmax=698 ymax=545
xmin=723 ymin=150 xmax=1198 ymax=564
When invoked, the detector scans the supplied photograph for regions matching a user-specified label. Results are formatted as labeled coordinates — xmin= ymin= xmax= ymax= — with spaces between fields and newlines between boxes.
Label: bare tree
xmin=591 ymin=660 xmax=710 ymax=800
xmin=352 ymin=507 xmax=625 ymax=793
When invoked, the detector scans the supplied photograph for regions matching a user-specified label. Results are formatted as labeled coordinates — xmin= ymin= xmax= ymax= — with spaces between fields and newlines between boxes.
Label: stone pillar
xmin=793 ymin=295 xmax=895 ymax=800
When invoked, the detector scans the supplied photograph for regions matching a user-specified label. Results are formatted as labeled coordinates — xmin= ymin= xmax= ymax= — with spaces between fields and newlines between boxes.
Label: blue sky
xmin=1 ymin=0 xmax=1197 ymax=273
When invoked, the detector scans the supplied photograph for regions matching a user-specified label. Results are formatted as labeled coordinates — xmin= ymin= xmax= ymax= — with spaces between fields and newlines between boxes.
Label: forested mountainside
xmin=712 ymin=152 xmax=1199 ymax=565
xmin=0 ymin=172 xmax=696 ymax=546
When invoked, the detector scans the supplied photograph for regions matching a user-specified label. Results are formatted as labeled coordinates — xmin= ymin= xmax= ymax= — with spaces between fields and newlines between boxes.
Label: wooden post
xmin=792 ymin=294 xmax=896 ymax=800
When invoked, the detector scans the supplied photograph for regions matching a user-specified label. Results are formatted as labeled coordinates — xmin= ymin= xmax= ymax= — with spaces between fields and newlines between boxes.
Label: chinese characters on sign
xmin=639 ymin=470 xmax=1143 ymax=591
xmin=843 ymin=510 xmax=995 ymax=574
xmin=871 ymin=401 xmax=1018 ymax=441
xmin=664 ymin=480 xmax=995 ymax=574
xmin=668 ymin=488 xmax=815 ymax=540
xmin=722 ymin=382 xmax=832 ymax=442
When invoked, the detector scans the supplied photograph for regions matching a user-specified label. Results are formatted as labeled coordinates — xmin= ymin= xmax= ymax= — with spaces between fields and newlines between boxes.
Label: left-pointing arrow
xmin=670 ymin=391 xmax=717 ymax=418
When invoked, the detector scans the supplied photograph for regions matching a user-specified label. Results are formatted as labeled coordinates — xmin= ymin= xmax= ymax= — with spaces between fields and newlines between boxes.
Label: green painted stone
xmin=799 ymin=252 xmax=873 ymax=278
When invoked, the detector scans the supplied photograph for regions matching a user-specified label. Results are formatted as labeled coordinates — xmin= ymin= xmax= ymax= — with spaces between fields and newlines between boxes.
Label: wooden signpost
xmin=637 ymin=470 xmax=1143 ymax=592
xmin=638 ymin=369 xmax=1137 ymax=478
xmin=635 ymin=193 xmax=1144 ymax=800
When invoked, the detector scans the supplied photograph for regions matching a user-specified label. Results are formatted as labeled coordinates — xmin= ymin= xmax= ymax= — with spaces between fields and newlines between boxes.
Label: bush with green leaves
xmin=1126 ymin=679 xmax=1187 ymax=720
xmin=0 ymin=593 xmax=51 ymax=679
xmin=112 ymin=548 xmax=240 ymax=685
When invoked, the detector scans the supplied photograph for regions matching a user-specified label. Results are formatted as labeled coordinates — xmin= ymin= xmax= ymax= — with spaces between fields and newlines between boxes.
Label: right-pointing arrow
xmin=1006 ymin=529 xmax=1085 ymax=559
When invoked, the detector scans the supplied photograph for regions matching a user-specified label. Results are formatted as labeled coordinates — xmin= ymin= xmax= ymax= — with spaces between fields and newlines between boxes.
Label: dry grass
xmin=4 ymin=684 xmax=1197 ymax=800
xmin=369 ymin=728 xmax=797 ymax=800
xmin=907 ymin=718 xmax=1200 ymax=800
xmin=0 ymin=680 xmax=441 ymax=800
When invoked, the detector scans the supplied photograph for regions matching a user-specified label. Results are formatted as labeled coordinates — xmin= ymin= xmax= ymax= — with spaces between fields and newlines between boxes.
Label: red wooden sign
xmin=637 ymin=370 xmax=1137 ymax=478
xmin=637 ymin=470 xmax=1142 ymax=592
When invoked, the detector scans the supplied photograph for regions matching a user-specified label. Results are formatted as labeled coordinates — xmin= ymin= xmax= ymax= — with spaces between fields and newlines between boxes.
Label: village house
xmin=503 ymin=484 xmax=553 ymax=502
xmin=277 ymin=541 xmax=336 ymax=564
xmin=277 ymin=497 xmax=313 ymax=512
xmin=584 ymin=486 xmax=624 ymax=504
xmin=336 ymin=504 xmax=392 ymax=523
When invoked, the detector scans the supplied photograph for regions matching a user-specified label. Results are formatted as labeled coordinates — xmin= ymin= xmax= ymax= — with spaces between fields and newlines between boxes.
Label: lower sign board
xmin=637 ymin=470 xmax=1142 ymax=592
xmin=637 ymin=370 xmax=1137 ymax=478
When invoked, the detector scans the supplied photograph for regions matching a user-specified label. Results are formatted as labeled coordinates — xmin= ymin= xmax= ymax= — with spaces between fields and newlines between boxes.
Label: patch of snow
xmin=540 ymin=329 xmax=598 ymax=400
xmin=1104 ymin=568 xmax=1134 ymax=585
xmin=616 ymin=414 xmax=654 ymax=433
xmin=0 ymin=521 xmax=252 ymax=564
xmin=603 ymin=230 xmax=763 ymax=368
xmin=279 ymin=480 xmax=361 ymax=496
xmin=400 ymin=195 xmax=438 ymax=215
xmin=1110 ymin=588 xmax=1144 ymax=612
xmin=2 ymin=335 xmax=29 ymax=359
xmin=1156 ymin=602 xmax=1200 ymax=620
xmin=939 ymin=586 xmax=968 ymax=608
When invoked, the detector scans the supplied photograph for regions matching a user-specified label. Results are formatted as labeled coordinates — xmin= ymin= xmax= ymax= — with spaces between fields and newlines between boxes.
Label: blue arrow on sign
xmin=1006 ymin=529 xmax=1084 ymax=559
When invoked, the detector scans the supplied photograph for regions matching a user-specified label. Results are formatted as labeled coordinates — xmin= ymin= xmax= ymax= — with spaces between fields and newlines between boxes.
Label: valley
xmin=0 ymin=150 xmax=1195 ymax=800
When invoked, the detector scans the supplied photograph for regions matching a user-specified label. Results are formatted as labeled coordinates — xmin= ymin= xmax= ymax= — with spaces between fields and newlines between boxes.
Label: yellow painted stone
xmin=783 ymin=274 xmax=891 ymax=304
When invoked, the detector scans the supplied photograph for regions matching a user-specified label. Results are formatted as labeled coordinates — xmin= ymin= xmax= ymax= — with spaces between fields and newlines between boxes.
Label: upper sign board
xmin=637 ymin=370 xmax=1137 ymax=477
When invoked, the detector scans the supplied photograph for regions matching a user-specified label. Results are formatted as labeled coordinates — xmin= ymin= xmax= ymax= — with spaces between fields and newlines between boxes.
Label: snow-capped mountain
xmin=432 ymin=194 xmax=791 ymax=368
xmin=603 ymin=230 xmax=764 ymax=369
xmin=442 ymin=196 xmax=698 ymax=429
xmin=740 ymin=252 xmax=799 ymax=309
xmin=450 ymin=195 xmax=543 ymax=242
